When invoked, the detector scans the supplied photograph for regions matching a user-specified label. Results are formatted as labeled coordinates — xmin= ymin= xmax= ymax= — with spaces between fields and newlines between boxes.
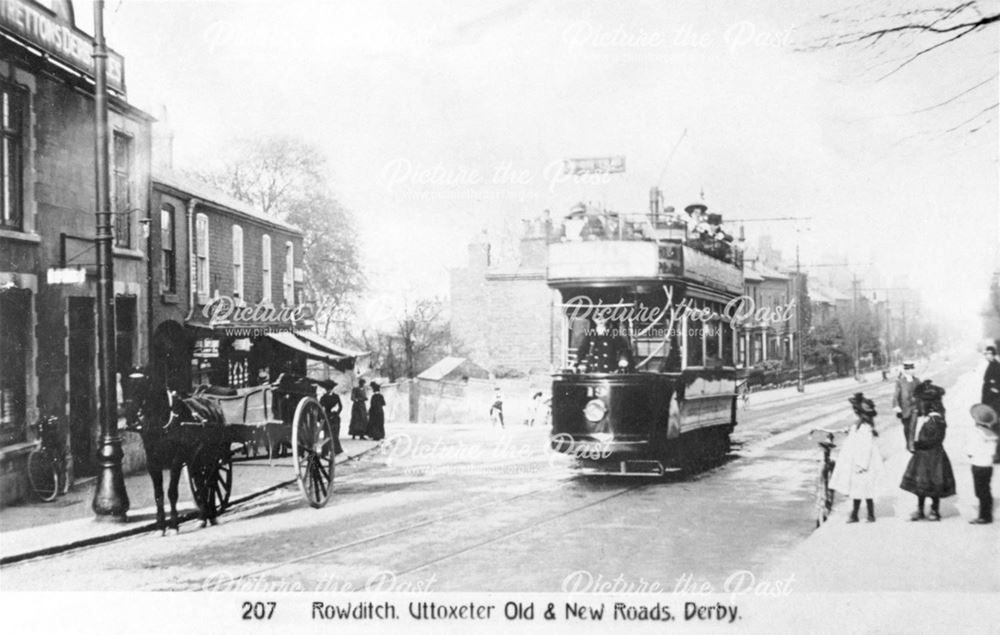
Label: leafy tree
xmin=804 ymin=317 xmax=851 ymax=373
xmin=189 ymin=135 xmax=364 ymax=335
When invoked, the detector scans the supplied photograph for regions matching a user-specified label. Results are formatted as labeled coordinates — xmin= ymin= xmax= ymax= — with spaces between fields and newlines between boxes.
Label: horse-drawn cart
xmin=124 ymin=370 xmax=336 ymax=531
xmin=184 ymin=375 xmax=336 ymax=512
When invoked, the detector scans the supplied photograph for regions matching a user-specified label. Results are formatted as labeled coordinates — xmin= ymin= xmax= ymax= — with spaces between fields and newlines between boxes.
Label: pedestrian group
xmin=831 ymin=351 xmax=998 ymax=525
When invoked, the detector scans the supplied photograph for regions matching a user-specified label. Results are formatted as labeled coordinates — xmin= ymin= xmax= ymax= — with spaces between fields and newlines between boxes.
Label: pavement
xmin=765 ymin=364 xmax=1000 ymax=593
xmin=0 ymin=436 xmax=380 ymax=565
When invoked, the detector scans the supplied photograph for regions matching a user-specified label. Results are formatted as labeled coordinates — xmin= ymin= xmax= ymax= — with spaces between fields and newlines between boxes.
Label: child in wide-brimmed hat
xmin=966 ymin=404 xmax=998 ymax=524
xmin=831 ymin=394 xmax=884 ymax=522
xmin=900 ymin=381 xmax=956 ymax=521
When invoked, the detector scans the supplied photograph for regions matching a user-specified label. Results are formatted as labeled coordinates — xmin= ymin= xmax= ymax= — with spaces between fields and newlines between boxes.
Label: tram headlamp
xmin=583 ymin=399 xmax=607 ymax=423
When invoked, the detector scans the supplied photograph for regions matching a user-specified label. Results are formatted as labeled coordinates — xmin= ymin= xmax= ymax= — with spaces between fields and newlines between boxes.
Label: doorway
xmin=68 ymin=297 xmax=96 ymax=475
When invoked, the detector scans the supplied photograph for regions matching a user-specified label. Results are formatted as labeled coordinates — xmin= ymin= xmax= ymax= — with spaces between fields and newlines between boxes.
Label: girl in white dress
xmin=831 ymin=395 xmax=885 ymax=523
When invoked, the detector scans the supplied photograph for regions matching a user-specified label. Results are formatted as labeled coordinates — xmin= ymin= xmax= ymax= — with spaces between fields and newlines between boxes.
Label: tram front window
xmin=576 ymin=318 xmax=633 ymax=373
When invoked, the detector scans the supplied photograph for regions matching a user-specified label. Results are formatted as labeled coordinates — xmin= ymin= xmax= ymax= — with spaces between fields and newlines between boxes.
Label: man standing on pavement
xmin=893 ymin=361 xmax=920 ymax=452
xmin=981 ymin=346 xmax=1000 ymax=413
xmin=982 ymin=346 xmax=1000 ymax=463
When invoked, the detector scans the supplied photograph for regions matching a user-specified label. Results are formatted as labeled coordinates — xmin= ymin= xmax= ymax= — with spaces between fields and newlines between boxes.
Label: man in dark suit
xmin=577 ymin=318 xmax=632 ymax=373
xmin=982 ymin=346 xmax=1000 ymax=464
xmin=893 ymin=361 xmax=920 ymax=452
xmin=982 ymin=346 xmax=1000 ymax=413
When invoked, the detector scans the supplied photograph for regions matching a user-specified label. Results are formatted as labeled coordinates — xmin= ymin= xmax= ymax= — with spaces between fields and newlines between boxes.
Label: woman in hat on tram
xmin=900 ymin=381 xmax=956 ymax=521
xmin=831 ymin=394 xmax=884 ymax=522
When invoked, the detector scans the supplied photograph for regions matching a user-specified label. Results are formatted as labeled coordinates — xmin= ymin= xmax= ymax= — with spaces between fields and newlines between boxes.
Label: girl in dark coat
xmin=319 ymin=380 xmax=344 ymax=455
xmin=900 ymin=381 xmax=956 ymax=521
xmin=367 ymin=382 xmax=386 ymax=441
xmin=348 ymin=378 xmax=369 ymax=439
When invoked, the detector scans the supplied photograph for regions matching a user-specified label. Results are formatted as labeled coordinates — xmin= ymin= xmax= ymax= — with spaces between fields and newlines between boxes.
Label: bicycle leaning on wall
xmin=26 ymin=415 xmax=69 ymax=502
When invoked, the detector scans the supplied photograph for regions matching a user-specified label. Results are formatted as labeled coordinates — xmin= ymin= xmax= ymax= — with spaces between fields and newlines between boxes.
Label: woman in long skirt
xmin=348 ymin=378 xmax=369 ymax=439
xmin=368 ymin=382 xmax=386 ymax=441
xmin=900 ymin=380 xmax=956 ymax=521
xmin=319 ymin=379 xmax=344 ymax=455
xmin=830 ymin=395 xmax=884 ymax=522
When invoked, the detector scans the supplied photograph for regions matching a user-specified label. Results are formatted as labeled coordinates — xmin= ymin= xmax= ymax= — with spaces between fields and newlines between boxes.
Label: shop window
xmin=1 ymin=81 xmax=26 ymax=231
xmin=262 ymin=234 xmax=272 ymax=303
xmin=113 ymin=132 xmax=134 ymax=248
xmin=160 ymin=203 xmax=176 ymax=292
xmin=0 ymin=291 xmax=29 ymax=445
xmin=196 ymin=213 xmax=210 ymax=302
xmin=232 ymin=225 xmax=244 ymax=301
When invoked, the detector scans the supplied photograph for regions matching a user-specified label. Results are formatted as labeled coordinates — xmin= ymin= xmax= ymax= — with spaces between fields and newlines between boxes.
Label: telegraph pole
xmin=91 ymin=0 xmax=129 ymax=520
xmin=852 ymin=274 xmax=861 ymax=381
xmin=795 ymin=241 xmax=804 ymax=392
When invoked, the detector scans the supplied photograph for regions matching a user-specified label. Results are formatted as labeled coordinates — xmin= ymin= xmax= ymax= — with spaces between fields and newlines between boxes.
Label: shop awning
xmin=293 ymin=330 xmax=369 ymax=359
xmin=266 ymin=331 xmax=346 ymax=364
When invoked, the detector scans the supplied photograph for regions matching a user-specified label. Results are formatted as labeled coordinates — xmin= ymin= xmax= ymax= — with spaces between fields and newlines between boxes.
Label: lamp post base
xmin=91 ymin=435 xmax=129 ymax=521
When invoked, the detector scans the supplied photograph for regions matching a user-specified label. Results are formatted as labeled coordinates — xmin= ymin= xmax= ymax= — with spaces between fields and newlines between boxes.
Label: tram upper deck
xmin=546 ymin=210 xmax=743 ymax=297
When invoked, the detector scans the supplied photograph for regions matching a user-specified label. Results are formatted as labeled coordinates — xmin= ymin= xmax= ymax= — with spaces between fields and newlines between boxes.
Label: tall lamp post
xmin=91 ymin=0 xmax=129 ymax=520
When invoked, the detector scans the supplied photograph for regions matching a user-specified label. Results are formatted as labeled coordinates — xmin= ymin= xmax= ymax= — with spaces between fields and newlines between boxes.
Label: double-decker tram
xmin=548 ymin=197 xmax=744 ymax=474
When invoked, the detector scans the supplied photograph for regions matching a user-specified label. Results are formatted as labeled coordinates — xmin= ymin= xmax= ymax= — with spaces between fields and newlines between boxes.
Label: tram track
xmin=236 ymin=364 xmax=961 ymax=585
xmin=189 ymin=473 xmax=659 ymax=590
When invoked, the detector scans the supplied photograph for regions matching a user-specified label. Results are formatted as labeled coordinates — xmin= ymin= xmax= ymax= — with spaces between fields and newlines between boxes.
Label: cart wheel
xmin=189 ymin=447 xmax=234 ymax=515
xmin=292 ymin=397 xmax=334 ymax=508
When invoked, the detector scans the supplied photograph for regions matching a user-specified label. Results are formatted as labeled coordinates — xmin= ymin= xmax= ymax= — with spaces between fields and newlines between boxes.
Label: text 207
xmin=242 ymin=601 xmax=276 ymax=620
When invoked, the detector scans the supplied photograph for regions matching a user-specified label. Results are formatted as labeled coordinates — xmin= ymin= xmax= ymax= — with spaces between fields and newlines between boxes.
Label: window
xmin=262 ymin=234 xmax=272 ymax=303
xmin=685 ymin=301 xmax=704 ymax=368
xmin=112 ymin=132 xmax=134 ymax=248
xmin=705 ymin=320 xmax=720 ymax=364
xmin=195 ymin=213 xmax=209 ymax=301
xmin=283 ymin=242 xmax=294 ymax=305
xmin=160 ymin=203 xmax=176 ymax=292
xmin=232 ymin=225 xmax=244 ymax=301
xmin=722 ymin=322 xmax=734 ymax=366
xmin=1 ymin=82 xmax=25 ymax=230
xmin=115 ymin=296 xmax=136 ymax=377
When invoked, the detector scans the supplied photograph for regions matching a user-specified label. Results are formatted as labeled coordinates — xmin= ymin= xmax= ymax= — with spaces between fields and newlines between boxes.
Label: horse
xmin=122 ymin=368 xmax=227 ymax=534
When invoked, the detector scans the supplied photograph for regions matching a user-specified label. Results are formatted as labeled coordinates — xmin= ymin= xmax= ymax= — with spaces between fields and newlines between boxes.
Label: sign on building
xmin=562 ymin=156 xmax=626 ymax=175
xmin=46 ymin=267 xmax=86 ymax=285
xmin=0 ymin=0 xmax=127 ymax=93
xmin=193 ymin=338 xmax=220 ymax=358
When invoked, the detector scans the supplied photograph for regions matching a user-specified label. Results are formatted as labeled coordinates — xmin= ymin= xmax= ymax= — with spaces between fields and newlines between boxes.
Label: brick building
xmin=150 ymin=170 xmax=322 ymax=392
xmin=449 ymin=222 xmax=560 ymax=375
xmin=0 ymin=0 xmax=152 ymax=504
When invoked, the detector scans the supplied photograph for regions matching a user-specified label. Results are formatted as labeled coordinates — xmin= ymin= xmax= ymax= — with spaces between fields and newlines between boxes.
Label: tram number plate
xmin=587 ymin=386 xmax=608 ymax=397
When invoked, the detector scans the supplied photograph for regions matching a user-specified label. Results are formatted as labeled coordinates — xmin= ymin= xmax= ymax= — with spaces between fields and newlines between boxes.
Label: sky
xmin=72 ymin=0 xmax=998 ymax=334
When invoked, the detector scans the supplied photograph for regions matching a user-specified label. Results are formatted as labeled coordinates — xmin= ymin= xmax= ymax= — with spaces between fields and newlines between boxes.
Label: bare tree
xmin=395 ymin=298 xmax=452 ymax=379
xmin=800 ymin=1 xmax=999 ymax=135
xmin=349 ymin=297 xmax=454 ymax=380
